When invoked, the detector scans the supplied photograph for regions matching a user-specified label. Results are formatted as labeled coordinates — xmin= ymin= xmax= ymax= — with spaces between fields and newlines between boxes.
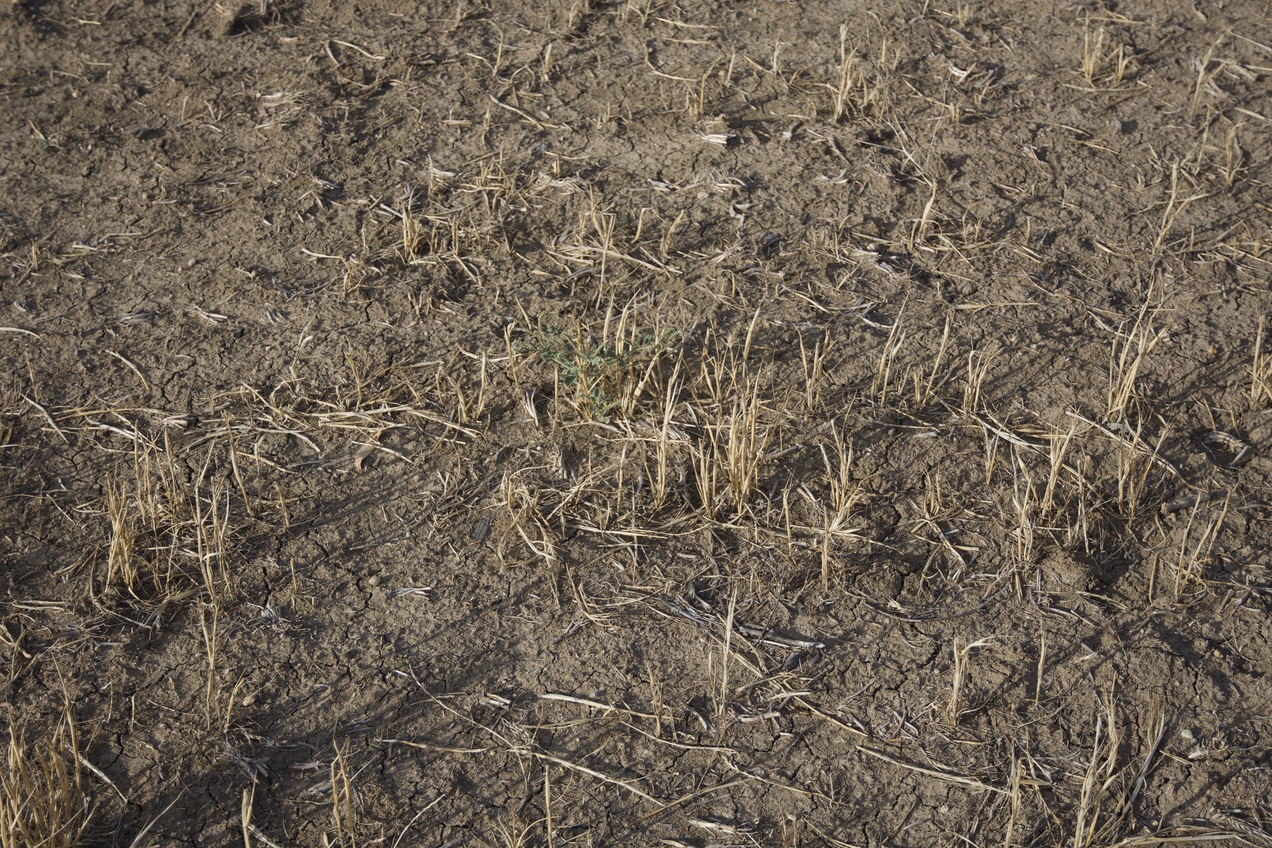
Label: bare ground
xmin=2 ymin=0 xmax=1272 ymax=845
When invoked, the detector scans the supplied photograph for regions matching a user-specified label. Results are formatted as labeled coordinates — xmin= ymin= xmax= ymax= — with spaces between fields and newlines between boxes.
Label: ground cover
xmin=2 ymin=0 xmax=1271 ymax=844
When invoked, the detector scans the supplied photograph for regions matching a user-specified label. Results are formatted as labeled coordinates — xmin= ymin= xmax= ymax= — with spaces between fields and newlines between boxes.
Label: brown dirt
xmin=3 ymin=0 xmax=1271 ymax=845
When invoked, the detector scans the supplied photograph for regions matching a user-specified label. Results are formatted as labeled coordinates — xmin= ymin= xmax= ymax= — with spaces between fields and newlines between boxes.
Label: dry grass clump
xmin=821 ymin=27 xmax=895 ymax=123
xmin=1080 ymin=23 xmax=1139 ymax=88
xmin=685 ymin=329 xmax=775 ymax=519
xmin=1104 ymin=296 xmax=1168 ymax=426
xmin=0 ymin=711 xmax=91 ymax=848
xmin=513 ymin=305 xmax=679 ymax=422
xmin=508 ymin=311 xmax=787 ymax=526
xmin=88 ymin=438 xmax=236 ymax=623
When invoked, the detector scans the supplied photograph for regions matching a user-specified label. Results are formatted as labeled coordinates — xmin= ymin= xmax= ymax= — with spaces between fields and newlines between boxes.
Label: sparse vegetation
xmin=1 ymin=0 xmax=1269 ymax=845
xmin=514 ymin=312 xmax=680 ymax=421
